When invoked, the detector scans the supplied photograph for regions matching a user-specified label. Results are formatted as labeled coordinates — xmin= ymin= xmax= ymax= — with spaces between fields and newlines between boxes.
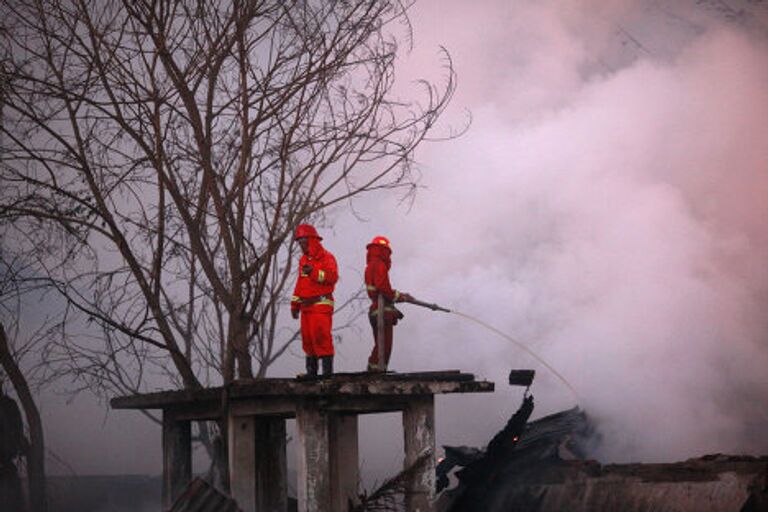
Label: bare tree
xmin=0 ymin=326 xmax=47 ymax=512
xmin=0 ymin=255 xmax=48 ymax=512
xmin=0 ymin=0 xmax=456 ymax=398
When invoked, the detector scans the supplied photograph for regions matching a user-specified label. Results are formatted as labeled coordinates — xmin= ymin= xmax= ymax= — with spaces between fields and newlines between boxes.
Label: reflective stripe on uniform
xmin=318 ymin=270 xmax=325 ymax=283
xmin=294 ymin=295 xmax=334 ymax=307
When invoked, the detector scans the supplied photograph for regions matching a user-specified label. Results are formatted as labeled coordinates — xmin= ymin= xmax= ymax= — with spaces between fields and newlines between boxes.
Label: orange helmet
xmin=368 ymin=235 xmax=391 ymax=250
xmin=294 ymin=224 xmax=322 ymax=240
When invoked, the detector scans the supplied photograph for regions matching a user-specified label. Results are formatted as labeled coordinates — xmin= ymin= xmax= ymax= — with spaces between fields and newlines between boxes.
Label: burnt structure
xmin=436 ymin=405 xmax=768 ymax=512
xmin=111 ymin=371 xmax=494 ymax=512
xmin=446 ymin=454 xmax=768 ymax=512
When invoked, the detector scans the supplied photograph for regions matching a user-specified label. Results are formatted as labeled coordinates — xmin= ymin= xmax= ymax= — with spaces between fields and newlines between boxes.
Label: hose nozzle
xmin=403 ymin=297 xmax=451 ymax=313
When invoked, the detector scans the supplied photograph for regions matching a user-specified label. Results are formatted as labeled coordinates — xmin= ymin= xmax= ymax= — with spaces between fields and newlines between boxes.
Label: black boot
xmin=305 ymin=356 xmax=319 ymax=377
xmin=321 ymin=355 xmax=334 ymax=376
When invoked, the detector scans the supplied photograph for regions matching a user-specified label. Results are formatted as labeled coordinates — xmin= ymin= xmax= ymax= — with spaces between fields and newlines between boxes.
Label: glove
xmin=291 ymin=308 xmax=300 ymax=320
xmin=397 ymin=292 xmax=414 ymax=303
xmin=301 ymin=264 xmax=313 ymax=276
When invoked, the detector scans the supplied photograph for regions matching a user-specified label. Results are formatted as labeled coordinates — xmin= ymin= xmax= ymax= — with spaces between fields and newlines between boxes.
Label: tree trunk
xmin=0 ymin=324 xmax=47 ymax=512
xmin=227 ymin=315 xmax=253 ymax=381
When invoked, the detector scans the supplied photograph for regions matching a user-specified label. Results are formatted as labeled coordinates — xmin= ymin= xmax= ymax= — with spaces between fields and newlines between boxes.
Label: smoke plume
xmin=334 ymin=0 xmax=768 ymax=464
xmin=37 ymin=0 xmax=768 ymax=480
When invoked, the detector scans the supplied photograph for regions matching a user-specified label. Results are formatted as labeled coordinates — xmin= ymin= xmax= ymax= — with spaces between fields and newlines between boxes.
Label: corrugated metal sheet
xmin=437 ymin=397 xmax=768 ymax=512
xmin=168 ymin=477 xmax=241 ymax=512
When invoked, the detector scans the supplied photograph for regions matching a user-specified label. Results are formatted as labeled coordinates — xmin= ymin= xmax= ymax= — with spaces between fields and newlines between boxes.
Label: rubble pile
xmin=436 ymin=398 xmax=767 ymax=512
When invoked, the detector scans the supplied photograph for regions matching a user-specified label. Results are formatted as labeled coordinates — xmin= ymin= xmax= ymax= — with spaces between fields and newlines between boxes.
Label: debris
xmin=436 ymin=401 xmax=768 ymax=512
xmin=442 ymin=394 xmax=538 ymax=511
xmin=168 ymin=477 xmax=241 ymax=512
xmin=508 ymin=369 xmax=536 ymax=387
xmin=350 ymin=453 xmax=431 ymax=512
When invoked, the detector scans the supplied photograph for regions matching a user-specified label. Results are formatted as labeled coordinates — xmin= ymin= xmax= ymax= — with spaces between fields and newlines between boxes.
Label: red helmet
xmin=368 ymin=235 xmax=391 ymax=250
xmin=295 ymin=224 xmax=322 ymax=240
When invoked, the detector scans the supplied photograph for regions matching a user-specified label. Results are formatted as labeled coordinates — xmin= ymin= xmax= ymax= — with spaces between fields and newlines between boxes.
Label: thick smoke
xmin=37 ymin=0 xmax=768 ymax=480
xmin=336 ymin=0 xmax=768 ymax=464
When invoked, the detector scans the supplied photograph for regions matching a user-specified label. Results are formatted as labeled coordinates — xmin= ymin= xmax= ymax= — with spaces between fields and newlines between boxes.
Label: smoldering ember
xmin=435 ymin=372 xmax=768 ymax=512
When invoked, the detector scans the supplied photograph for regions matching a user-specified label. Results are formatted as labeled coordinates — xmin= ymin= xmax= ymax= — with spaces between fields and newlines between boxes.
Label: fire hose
xmin=398 ymin=295 xmax=579 ymax=401
xmin=401 ymin=296 xmax=451 ymax=313
xmin=375 ymin=295 xmax=451 ymax=369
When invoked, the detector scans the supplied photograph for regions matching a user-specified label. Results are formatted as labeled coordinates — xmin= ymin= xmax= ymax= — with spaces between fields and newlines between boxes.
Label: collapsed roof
xmin=436 ymin=396 xmax=768 ymax=512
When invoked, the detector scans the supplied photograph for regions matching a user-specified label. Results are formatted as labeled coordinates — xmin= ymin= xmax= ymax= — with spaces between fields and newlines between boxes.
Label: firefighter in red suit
xmin=291 ymin=224 xmax=339 ymax=377
xmin=365 ymin=236 xmax=413 ymax=372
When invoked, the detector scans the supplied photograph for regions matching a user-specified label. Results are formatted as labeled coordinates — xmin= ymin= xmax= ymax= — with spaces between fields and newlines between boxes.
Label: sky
xmin=31 ymin=0 xmax=768 ymax=484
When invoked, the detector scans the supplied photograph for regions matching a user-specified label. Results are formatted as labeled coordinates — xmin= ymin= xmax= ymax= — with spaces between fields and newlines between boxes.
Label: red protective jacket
xmin=291 ymin=238 xmax=338 ymax=314
xmin=365 ymin=244 xmax=401 ymax=317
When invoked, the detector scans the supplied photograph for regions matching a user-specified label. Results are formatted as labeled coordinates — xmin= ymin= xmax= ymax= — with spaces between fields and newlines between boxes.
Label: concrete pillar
xmin=329 ymin=414 xmax=359 ymax=510
xmin=296 ymin=402 xmax=331 ymax=512
xmin=228 ymin=415 xmax=288 ymax=512
xmin=162 ymin=412 xmax=191 ymax=509
xmin=255 ymin=418 xmax=288 ymax=512
xmin=403 ymin=396 xmax=436 ymax=512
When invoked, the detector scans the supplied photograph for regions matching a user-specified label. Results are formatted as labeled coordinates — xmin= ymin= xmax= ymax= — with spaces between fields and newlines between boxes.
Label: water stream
xmin=449 ymin=310 xmax=581 ymax=403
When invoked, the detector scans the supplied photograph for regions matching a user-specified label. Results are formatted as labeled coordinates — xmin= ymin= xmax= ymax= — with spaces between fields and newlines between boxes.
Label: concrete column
xmin=296 ymin=402 xmax=331 ymax=512
xmin=162 ymin=412 xmax=191 ymax=509
xmin=255 ymin=418 xmax=288 ymax=512
xmin=228 ymin=415 xmax=288 ymax=512
xmin=228 ymin=415 xmax=256 ymax=511
xmin=329 ymin=414 xmax=359 ymax=510
xmin=403 ymin=396 xmax=436 ymax=512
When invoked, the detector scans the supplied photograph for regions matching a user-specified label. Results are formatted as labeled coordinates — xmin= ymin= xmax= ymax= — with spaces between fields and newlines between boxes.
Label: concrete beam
xmin=329 ymin=414 xmax=359 ymax=510
xmin=229 ymin=397 xmax=297 ymax=418
xmin=403 ymin=396 xmax=436 ymax=512
xmin=322 ymin=396 xmax=409 ymax=415
xmin=228 ymin=415 xmax=288 ymax=512
xmin=162 ymin=413 xmax=191 ymax=509
xmin=296 ymin=402 xmax=331 ymax=512
xmin=111 ymin=372 xmax=494 ymax=412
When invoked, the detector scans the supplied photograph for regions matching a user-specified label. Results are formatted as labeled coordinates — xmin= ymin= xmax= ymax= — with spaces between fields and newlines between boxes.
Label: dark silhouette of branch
xmin=0 ymin=0 xmax=457 ymax=395
xmin=351 ymin=452 xmax=431 ymax=512
xmin=0 ymin=323 xmax=48 ymax=512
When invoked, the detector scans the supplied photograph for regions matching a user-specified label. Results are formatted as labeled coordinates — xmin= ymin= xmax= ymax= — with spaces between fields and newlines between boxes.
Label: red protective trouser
xmin=367 ymin=316 xmax=394 ymax=369
xmin=300 ymin=310 xmax=334 ymax=357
